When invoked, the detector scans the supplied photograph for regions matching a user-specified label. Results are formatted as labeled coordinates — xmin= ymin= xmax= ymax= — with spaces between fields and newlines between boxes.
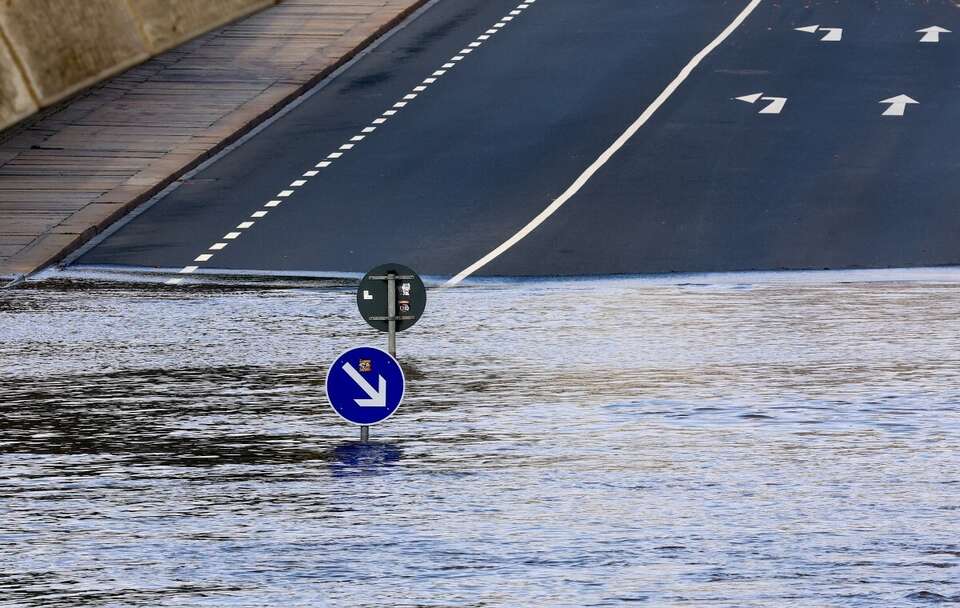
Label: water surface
xmin=1 ymin=274 xmax=959 ymax=606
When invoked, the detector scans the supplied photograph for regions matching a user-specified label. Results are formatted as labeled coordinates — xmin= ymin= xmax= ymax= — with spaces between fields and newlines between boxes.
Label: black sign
xmin=356 ymin=263 xmax=426 ymax=332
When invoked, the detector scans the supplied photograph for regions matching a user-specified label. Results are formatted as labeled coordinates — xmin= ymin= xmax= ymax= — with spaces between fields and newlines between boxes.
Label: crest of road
xmin=75 ymin=0 xmax=960 ymax=280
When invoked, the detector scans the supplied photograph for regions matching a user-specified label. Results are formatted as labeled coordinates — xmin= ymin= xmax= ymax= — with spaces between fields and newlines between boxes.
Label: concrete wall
xmin=0 ymin=0 xmax=275 ymax=132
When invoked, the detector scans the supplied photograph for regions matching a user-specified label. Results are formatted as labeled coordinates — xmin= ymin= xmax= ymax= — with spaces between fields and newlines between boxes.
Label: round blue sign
xmin=325 ymin=346 xmax=405 ymax=426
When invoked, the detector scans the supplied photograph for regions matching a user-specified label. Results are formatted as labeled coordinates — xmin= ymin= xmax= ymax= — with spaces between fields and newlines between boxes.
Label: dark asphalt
xmin=76 ymin=0 xmax=960 ymax=278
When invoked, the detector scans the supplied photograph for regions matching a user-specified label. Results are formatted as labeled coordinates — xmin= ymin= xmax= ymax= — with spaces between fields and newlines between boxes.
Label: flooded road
xmin=2 ymin=273 xmax=959 ymax=606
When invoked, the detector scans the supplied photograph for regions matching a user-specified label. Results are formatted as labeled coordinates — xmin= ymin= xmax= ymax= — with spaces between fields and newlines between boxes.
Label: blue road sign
xmin=325 ymin=346 xmax=405 ymax=426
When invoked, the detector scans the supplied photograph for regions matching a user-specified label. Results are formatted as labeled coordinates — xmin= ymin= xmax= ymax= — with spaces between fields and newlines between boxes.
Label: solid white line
xmin=446 ymin=0 xmax=765 ymax=286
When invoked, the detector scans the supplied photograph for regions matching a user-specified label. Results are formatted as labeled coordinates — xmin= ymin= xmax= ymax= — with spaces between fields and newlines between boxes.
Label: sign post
xmin=336 ymin=263 xmax=425 ymax=442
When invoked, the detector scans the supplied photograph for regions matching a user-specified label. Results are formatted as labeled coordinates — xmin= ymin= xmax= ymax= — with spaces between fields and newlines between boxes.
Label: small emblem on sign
xmin=358 ymin=359 xmax=372 ymax=373
xmin=399 ymin=282 xmax=411 ymax=297
xmin=363 ymin=290 xmax=374 ymax=300
xmin=399 ymin=301 xmax=410 ymax=313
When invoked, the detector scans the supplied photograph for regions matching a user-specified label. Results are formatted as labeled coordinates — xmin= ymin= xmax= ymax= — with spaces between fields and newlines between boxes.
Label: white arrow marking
xmin=735 ymin=93 xmax=763 ymax=104
xmin=363 ymin=290 xmax=373 ymax=300
xmin=342 ymin=362 xmax=387 ymax=407
xmin=917 ymin=26 xmax=950 ymax=43
xmin=879 ymin=94 xmax=918 ymax=117
xmin=795 ymin=25 xmax=843 ymax=42
xmin=734 ymin=93 xmax=787 ymax=114
xmin=758 ymin=96 xmax=787 ymax=114
xmin=819 ymin=27 xmax=843 ymax=42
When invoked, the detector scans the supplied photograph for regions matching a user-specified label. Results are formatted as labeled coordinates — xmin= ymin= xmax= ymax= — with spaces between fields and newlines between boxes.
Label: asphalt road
xmin=75 ymin=0 xmax=960 ymax=280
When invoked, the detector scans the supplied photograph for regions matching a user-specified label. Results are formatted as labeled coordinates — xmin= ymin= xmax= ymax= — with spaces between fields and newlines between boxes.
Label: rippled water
xmin=2 ymin=273 xmax=959 ymax=607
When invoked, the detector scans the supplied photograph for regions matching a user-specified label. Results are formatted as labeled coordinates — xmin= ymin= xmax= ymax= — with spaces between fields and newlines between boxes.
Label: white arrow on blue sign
xmin=325 ymin=346 xmax=405 ymax=425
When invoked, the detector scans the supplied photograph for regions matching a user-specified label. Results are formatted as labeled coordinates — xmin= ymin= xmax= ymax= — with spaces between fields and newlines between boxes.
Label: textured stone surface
xmin=0 ymin=36 xmax=36 ymax=130
xmin=0 ymin=0 xmax=148 ymax=105
xmin=129 ymin=0 xmax=276 ymax=52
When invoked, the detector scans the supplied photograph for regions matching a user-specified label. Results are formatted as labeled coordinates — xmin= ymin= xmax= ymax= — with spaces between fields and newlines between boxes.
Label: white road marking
xmin=795 ymin=24 xmax=843 ymax=42
xmin=167 ymin=0 xmax=537 ymax=285
xmin=918 ymin=26 xmax=950 ymax=43
xmin=446 ymin=0 xmax=765 ymax=285
xmin=735 ymin=92 xmax=787 ymax=114
xmin=880 ymin=94 xmax=918 ymax=116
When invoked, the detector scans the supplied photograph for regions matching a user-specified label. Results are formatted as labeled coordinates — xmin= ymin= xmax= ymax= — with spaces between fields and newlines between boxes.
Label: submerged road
xmin=75 ymin=0 xmax=960 ymax=281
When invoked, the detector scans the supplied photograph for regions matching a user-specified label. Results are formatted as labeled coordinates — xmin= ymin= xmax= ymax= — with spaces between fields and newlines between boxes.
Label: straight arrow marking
xmin=879 ymin=94 xmax=919 ymax=117
xmin=341 ymin=362 xmax=388 ymax=407
xmin=917 ymin=26 xmax=951 ymax=43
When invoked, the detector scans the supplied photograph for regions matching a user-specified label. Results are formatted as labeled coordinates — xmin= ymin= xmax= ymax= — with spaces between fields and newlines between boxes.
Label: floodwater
xmin=1 ymin=271 xmax=959 ymax=607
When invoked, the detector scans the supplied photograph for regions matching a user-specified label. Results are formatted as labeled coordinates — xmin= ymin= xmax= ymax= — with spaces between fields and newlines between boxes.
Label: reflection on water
xmin=1 ymin=275 xmax=959 ymax=606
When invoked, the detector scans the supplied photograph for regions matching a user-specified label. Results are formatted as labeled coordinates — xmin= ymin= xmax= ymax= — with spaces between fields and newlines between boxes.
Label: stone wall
xmin=0 ymin=0 xmax=276 ymax=131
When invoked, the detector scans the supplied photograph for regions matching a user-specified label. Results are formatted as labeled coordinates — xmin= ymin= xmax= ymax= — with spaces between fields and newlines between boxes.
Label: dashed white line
xmin=446 ymin=0 xmax=765 ymax=285
xmin=167 ymin=0 xmax=537 ymax=284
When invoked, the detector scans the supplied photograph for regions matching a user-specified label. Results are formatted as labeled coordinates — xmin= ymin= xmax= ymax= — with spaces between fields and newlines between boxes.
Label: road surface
xmin=74 ymin=0 xmax=960 ymax=281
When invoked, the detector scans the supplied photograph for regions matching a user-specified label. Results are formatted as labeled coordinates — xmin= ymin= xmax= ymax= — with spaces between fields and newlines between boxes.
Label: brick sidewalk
xmin=0 ymin=0 xmax=424 ymax=280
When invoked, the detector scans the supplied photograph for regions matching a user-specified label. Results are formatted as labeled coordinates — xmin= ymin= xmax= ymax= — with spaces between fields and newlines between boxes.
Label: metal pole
xmin=360 ymin=425 xmax=369 ymax=442
xmin=387 ymin=272 xmax=397 ymax=357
